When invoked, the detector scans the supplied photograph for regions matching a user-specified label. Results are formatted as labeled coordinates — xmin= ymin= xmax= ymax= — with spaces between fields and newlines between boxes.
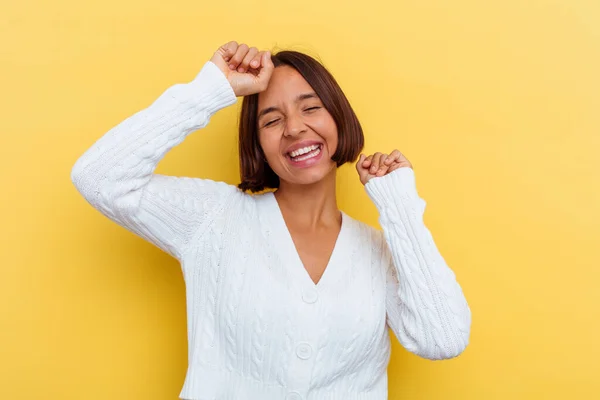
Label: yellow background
xmin=2 ymin=0 xmax=599 ymax=398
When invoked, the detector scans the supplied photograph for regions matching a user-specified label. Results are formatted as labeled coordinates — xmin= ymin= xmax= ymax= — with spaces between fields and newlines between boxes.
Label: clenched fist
xmin=210 ymin=41 xmax=275 ymax=97
xmin=356 ymin=150 xmax=413 ymax=185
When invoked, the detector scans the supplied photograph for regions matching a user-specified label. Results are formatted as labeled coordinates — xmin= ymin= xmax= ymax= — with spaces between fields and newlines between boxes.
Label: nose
xmin=283 ymin=113 xmax=307 ymax=137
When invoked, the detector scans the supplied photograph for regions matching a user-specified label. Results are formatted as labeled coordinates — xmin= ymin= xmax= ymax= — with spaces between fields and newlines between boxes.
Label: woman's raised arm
xmin=365 ymin=167 xmax=472 ymax=360
xmin=71 ymin=42 xmax=273 ymax=261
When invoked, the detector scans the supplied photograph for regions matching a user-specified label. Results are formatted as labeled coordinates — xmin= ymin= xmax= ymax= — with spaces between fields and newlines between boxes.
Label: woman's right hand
xmin=210 ymin=41 xmax=274 ymax=97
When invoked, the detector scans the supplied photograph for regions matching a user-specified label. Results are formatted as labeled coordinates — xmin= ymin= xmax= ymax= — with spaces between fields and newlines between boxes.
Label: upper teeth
xmin=289 ymin=145 xmax=320 ymax=158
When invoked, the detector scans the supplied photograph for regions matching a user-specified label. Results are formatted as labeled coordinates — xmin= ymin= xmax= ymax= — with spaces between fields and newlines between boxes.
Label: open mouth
xmin=286 ymin=144 xmax=323 ymax=162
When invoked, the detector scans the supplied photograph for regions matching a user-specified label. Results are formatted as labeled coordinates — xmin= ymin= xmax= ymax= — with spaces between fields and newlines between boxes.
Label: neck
xmin=274 ymin=168 xmax=340 ymax=229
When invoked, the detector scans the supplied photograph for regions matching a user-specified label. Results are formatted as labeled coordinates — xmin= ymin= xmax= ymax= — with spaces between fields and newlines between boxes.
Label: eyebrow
xmin=257 ymin=92 xmax=319 ymax=120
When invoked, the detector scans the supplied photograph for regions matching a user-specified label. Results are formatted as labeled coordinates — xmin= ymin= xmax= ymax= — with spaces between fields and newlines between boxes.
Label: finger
xmin=249 ymin=51 xmax=263 ymax=70
xmin=376 ymin=165 xmax=390 ymax=176
xmin=378 ymin=154 xmax=388 ymax=170
xmin=385 ymin=149 xmax=402 ymax=165
xmin=370 ymin=152 xmax=383 ymax=174
xmin=256 ymin=51 xmax=274 ymax=89
xmin=229 ymin=43 xmax=249 ymax=70
xmin=239 ymin=47 xmax=259 ymax=73
xmin=362 ymin=154 xmax=373 ymax=167
xmin=217 ymin=41 xmax=238 ymax=62
xmin=388 ymin=163 xmax=405 ymax=173
xmin=376 ymin=154 xmax=390 ymax=176
xmin=356 ymin=154 xmax=366 ymax=173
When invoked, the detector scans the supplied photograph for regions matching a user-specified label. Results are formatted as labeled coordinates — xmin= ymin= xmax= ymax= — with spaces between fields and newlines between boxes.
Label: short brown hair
xmin=237 ymin=50 xmax=364 ymax=192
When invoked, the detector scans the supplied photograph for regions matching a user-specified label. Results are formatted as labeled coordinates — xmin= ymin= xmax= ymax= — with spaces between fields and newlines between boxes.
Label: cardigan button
xmin=296 ymin=342 xmax=313 ymax=360
xmin=302 ymin=288 xmax=318 ymax=304
xmin=285 ymin=392 xmax=303 ymax=400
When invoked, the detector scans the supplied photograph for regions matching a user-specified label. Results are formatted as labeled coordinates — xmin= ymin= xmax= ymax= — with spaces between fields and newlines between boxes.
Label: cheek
xmin=258 ymin=131 xmax=280 ymax=159
xmin=320 ymin=118 xmax=339 ymax=152
xmin=307 ymin=113 xmax=338 ymax=143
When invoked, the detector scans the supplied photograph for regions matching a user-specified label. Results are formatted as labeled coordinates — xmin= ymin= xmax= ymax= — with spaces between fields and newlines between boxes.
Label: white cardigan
xmin=71 ymin=61 xmax=471 ymax=400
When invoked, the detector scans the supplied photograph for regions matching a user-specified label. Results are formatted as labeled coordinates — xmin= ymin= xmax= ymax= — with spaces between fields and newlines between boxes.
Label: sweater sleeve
xmin=71 ymin=61 xmax=240 ymax=261
xmin=364 ymin=167 xmax=471 ymax=360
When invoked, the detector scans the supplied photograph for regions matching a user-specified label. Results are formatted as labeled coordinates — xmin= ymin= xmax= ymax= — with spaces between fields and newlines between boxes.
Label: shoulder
xmin=150 ymin=174 xmax=242 ymax=196
xmin=343 ymin=212 xmax=387 ymax=252
xmin=343 ymin=212 xmax=392 ymax=274
xmin=149 ymin=174 xmax=257 ymax=213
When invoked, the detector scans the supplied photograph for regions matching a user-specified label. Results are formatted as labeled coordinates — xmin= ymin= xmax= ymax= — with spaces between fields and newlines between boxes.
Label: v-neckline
xmin=261 ymin=191 xmax=349 ymax=289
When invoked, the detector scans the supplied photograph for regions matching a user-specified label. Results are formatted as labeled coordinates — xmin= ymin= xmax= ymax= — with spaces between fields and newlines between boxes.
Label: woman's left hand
xmin=356 ymin=149 xmax=413 ymax=185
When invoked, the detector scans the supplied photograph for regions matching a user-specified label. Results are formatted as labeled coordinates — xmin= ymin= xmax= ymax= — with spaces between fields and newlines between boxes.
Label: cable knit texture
xmin=71 ymin=61 xmax=471 ymax=400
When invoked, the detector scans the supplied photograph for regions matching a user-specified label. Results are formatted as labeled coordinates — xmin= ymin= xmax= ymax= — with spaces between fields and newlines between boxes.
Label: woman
xmin=71 ymin=41 xmax=471 ymax=400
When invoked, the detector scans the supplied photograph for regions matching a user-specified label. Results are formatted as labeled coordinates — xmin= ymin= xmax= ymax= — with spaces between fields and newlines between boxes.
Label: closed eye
xmin=264 ymin=118 xmax=280 ymax=127
xmin=263 ymin=107 xmax=320 ymax=127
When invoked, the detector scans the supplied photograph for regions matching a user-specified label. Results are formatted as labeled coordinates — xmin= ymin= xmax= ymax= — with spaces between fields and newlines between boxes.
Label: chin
xmin=282 ymin=162 xmax=336 ymax=186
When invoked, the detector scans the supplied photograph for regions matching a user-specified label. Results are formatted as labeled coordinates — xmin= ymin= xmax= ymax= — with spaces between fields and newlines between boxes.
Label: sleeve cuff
xmin=188 ymin=61 xmax=238 ymax=115
xmin=364 ymin=167 xmax=421 ymax=211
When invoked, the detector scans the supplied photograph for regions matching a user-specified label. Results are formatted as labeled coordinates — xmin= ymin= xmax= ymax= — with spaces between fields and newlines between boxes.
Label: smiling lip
xmin=284 ymin=140 xmax=324 ymax=156
xmin=284 ymin=140 xmax=324 ymax=168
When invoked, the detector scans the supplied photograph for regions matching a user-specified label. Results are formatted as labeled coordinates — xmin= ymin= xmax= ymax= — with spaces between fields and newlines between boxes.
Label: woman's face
xmin=257 ymin=66 xmax=338 ymax=187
